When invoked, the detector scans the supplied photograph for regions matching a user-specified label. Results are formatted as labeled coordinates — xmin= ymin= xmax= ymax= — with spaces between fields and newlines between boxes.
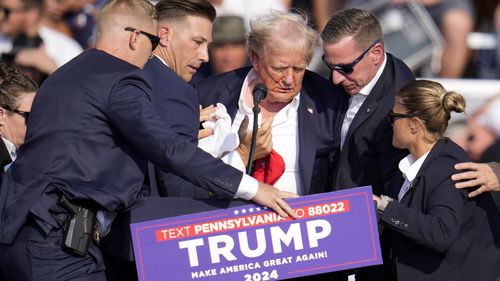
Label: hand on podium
xmin=251 ymin=181 xmax=298 ymax=219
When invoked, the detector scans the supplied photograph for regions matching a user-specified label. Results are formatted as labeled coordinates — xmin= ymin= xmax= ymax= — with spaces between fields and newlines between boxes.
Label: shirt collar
xmin=398 ymin=151 xmax=430 ymax=183
xmin=359 ymin=52 xmax=387 ymax=97
xmin=153 ymin=54 xmax=169 ymax=67
xmin=1 ymin=137 xmax=16 ymax=161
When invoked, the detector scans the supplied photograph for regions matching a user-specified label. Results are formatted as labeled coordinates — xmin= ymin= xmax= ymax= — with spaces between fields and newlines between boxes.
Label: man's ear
xmin=250 ymin=51 xmax=260 ymax=71
xmin=371 ymin=43 xmax=383 ymax=65
xmin=128 ymin=30 xmax=139 ymax=51
xmin=157 ymin=25 xmax=171 ymax=47
xmin=0 ymin=107 xmax=6 ymax=126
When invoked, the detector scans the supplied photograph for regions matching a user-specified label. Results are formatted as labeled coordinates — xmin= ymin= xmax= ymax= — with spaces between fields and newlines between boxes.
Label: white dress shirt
xmin=223 ymin=69 xmax=303 ymax=195
xmin=397 ymin=151 xmax=430 ymax=201
xmin=340 ymin=53 xmax=387 ymax=150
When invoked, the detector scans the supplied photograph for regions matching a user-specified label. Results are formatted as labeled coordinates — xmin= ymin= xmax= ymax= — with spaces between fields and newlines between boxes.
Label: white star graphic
xmin=234 ymin=210 xmax=240 ymax=215
xmin=241 ymin=209 xmax=247 ymax=214
xmin=249 ymin=208 xmax=254 ymax=213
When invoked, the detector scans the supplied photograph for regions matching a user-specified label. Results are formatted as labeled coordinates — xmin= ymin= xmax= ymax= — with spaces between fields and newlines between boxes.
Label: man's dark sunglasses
xmin=1 ymin=105 xmax=30 ymax=125
xmin=124 ymin=27 xmax=160 ymax=51
xmin=0 ymin=6 xmax=24 ymax=18
xmin=322 ymin=39 xmax=381 ymax=75
xmin=387 ymin=110 xmax=414 ymax=124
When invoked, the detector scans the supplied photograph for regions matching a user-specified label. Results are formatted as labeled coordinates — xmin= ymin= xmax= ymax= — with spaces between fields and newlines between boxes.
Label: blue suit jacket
xmin=381 ymin=138 xmax=500 ymax=281
xmin=195 ymin=67 xmax=342 ymax=195
xmin=144 ymin=56 xmax=210 ymax=197
xmin=332 ymin=54 xmax=414 ymax=196
xmin=0 ymin=49 xmax=245 ymax=244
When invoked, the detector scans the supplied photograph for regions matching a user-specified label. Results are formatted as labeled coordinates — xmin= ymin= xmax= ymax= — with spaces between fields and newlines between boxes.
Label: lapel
xmin=297 ymin=88 xmax=317 ymax=194
xmin=221 ymin=69 xmax=249 ymax=121
xmin=344 ymin=98 xmax=378 ymax=142
xmin=399 ymin=139 xmax=447 ymax=205
xmin=343 ymin=60 xmax=392 ymax=143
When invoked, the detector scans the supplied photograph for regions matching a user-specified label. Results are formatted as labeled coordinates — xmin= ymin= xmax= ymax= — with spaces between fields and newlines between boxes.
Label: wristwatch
xmin=377 ymin=195 xmax=394 ymax=215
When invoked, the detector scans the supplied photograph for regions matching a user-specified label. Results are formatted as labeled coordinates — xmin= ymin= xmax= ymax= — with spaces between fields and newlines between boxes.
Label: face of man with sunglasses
xmin=0 ymin=91 xmax=34 ymax=149
xmin=322 ymin=35 xmax=384 ymax=96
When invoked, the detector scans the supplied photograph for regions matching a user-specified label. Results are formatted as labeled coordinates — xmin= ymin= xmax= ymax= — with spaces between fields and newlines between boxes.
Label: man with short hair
xmin=144 ymin=0 xmax=218 ymax=197
xmin=321 ymin=8 xmax=414 ymax=280
xmin=0 ymin=0 xmax=295 ymax=280
xmin=146 ymin=1 xmax=251 ymax=198
xmin=321 ymin=8 xmax=414 ymax=197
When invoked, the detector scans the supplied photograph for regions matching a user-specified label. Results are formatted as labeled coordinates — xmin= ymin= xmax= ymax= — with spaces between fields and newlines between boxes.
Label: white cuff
xmin=235 ymin=174 xmax=258 ymax=200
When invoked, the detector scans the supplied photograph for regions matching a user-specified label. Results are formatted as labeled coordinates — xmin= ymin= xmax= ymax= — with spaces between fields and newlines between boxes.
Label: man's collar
xmin=359 ymin=52 xmax=387 ymax=96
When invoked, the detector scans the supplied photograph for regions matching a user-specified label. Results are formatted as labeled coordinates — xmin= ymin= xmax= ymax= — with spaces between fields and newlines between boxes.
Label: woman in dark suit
xmin=373 ymin=80 xmax=500 ymax=281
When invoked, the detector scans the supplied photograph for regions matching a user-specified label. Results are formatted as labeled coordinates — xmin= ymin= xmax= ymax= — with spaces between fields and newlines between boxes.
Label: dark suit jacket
xmin=381 ymin=138 xmax=500 ymax=281
xmin=195 ymin=67 xmax=341 ymax=195
xmin=0 ymin=141 xmax=10 ymax=281
xmin=332 ymin=54 xmax=414 ymax=196
xmin=0 ymin=49 xmax=248 ymax=244
xmin=144 ymin=56 xmax=209 ymax=197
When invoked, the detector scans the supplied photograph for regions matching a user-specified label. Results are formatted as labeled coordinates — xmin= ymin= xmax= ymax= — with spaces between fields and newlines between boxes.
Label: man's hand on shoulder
xmin=452 ymin=162 xmax=500 ymax=197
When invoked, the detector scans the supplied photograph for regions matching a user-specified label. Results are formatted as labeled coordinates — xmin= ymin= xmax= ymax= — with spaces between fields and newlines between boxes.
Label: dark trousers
xmin=0 ymin=220 xmax=106 ymax=281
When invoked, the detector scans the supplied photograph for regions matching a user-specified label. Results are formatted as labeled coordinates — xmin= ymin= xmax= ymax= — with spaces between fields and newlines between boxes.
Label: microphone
xmin=246 ymin=83 xmax=268 ymax=175
xmin=252 ymin=83 xmax=267 ymax=113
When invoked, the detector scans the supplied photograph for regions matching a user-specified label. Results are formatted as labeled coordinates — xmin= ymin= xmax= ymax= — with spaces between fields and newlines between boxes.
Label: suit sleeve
xmin=152 ymin=82 xmax=211 ymax=197
xmin=375 ymin=117 xmax=407 ymax=195
xmin=380 ymin=165 xmax=467 ymax=252
xmin=105 ymin=74 xmax=243 ymax=199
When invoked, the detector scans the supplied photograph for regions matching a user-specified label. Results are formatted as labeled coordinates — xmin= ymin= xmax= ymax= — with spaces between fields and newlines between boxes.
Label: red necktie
xmin=252 ymin=149 xmax=285 ymax=185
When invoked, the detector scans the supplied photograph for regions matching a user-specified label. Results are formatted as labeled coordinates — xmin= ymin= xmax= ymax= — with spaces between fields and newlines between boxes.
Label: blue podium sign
xmin=131 ymin=186 xmax=382 ymax=281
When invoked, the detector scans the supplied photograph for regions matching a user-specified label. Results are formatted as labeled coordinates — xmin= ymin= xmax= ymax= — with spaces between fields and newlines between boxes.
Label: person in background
xmin=374 ymin=79 xmax=500 ymax=281
xmin=192 ymin=14 xmax=248 ymax=82
xmin=42 ymin=0 xmax=98 ymax=49
xmin=392 ymin=0 xmax=474 ymax=78
xmin=0 ymin=0 xmax=82 ymax=84
xmin=340 ymin=0 xmax=474 ymax=78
